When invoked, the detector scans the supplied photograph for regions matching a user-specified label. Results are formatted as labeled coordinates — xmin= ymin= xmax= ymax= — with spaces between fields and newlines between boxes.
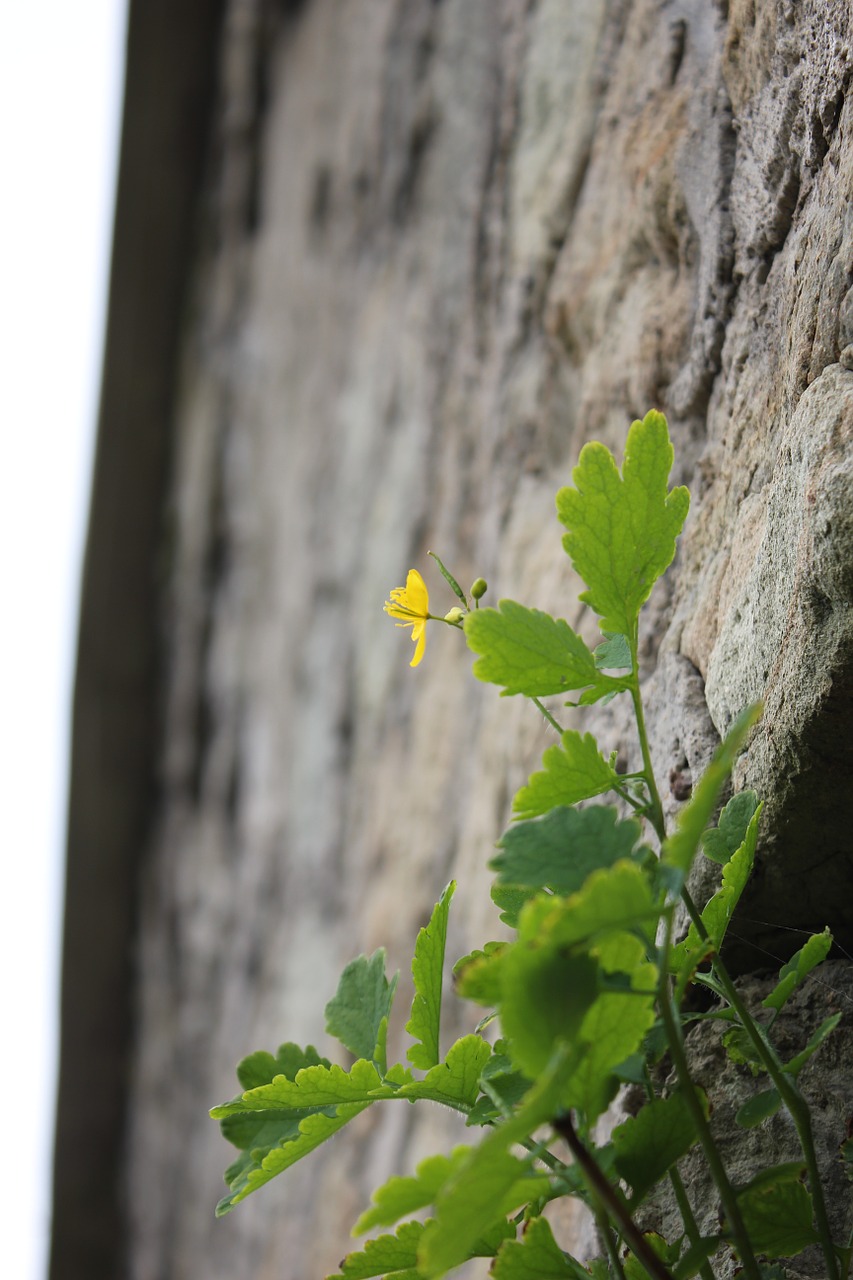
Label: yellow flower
xmin=384 ymin=569 xmax=430 ymax=667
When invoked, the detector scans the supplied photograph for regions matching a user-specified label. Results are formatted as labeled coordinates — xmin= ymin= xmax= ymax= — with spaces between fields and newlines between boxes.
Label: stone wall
xmin=59 ymin=2 xmax=853 ymax=1277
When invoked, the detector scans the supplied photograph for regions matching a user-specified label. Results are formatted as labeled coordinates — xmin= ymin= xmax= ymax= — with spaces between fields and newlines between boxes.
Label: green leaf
xmin=594 ymin=632 xmax=632 ymax=672
xmin=762 ymin=929 xmax=833 ymax=1013
xmin=493 ymin=805 xmax=642 ymax=892
xmin=784 ymin=1012 xmax=841 ymax=1077
xmin=464 ymin=600 xmax=621 ymax=701
xmin=216 ymin=1104 xmax=370 ymax=1215
xmin=671 ymin=804 xmax=761 ymax=966
xmin=330 ymin=1219 xmax=426 ymax=1279
xmin=420 ymin=1150 xmax=552 ymax=1277
xmin=454 ymin=942 xmax=507 ymax=1006
xmin=702 ymin=790 xmax=760 ymax=866
xmin=722 ymin=1025 xmax=766 ymax=1076
xmin=556 ymin=410 xmax=690 ymax=635
xmin=325 ymin=950 xmax=398 ymax=1070
xmin=418 ymin=1045 xmax=580 ymax=1276
xmin=354 ymin=1148 xmax=473 ymax=1234
xmin=735 ymin=1088 xmax=782 ymax=1129
xmin=498 ymin=866 xmax=659 ymax=1119
xmin=396 ymin=1035 xmax=492 ymax=1108
xmin=491 ymin=1215 xmax=587 ymax=1278
xmin=466 ymin=1052 xmax=532 ymax=1125
xmin=512 ymin=732 xmax=623 ymax=819
xmin=406 ymin=881 xmax=456 ymax=1070
xmin=491 ymin=883 xmax=534 ymax=929
xmin=662 ymin=705 xmax=761 ymax=883
xmin=234 ymin=1042 xmax=328 ymax=1092
xmin=732 ymin=1163 xmax=820 ymax=1257
xmin=612 ymin=1091 xmax=703 ymax=1203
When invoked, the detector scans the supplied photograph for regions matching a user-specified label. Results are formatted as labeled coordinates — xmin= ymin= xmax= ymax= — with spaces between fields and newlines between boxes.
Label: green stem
xmin=658 ymin=920 xmax=762 ymax=1280
xmin=531 ymin=696 xmax=564 ymax=735
xmin=628 ymin=629 xmax=666 ymax=843
xmin=668 ymin=1167 xmax=717 ymax=1280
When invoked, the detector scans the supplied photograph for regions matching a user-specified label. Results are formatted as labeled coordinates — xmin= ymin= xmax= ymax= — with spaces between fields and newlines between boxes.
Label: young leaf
xmin=732 ymin=1163 xmax=820 ymax=1257
xmin=611 ymin=1091 xmax=704 ymax=1203
xmin=702 ymin=790 xmax=760 ymax=866
xmin=464 ymin=600 xmax=619 ymax=700
xmin=662 ymin=705 xmax=761 ymax=883
xmin=556 ymin=410 xmax=689 ymax=636
xmin=491 ymin=1214 xmax=588 ymax=1278
xmin=512 ymin=731 xmax=623 ymax=819
xmin=325 ymin=950 xmax=398 ymax=1070
xmin=493 ymin=805 xmax=642 ymax=893
xmin=762 ymin=928 xmax=832 ymax=1013
xmin=406 ymin=881 xmax=456 ymax=1070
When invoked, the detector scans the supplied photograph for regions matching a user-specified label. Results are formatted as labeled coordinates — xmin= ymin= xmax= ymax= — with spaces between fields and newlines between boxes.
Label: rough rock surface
xmin=77 ymin=0 xmax=853 ymax=1276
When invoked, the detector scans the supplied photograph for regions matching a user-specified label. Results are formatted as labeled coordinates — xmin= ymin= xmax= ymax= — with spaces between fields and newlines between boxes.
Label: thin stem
xmin=668 ymin=1167 xmax=717 ymax=1280
xmin=629 ymin=656 xmax=839 ymax=1278
xmin=679 ymin=891 xmax=840 ymax=1280
xmin=628 ymin=629 xmax=666 ymax=843
xmin=642 ymin=1065 xmax=717 ymax=1280
xmin=531 ymin=696 xmax=564 ymax=735
xmin=658 ymin=921 xmax=762 ymax=1280
xmin=553 ymin=1113 xmax=676 ymax=1280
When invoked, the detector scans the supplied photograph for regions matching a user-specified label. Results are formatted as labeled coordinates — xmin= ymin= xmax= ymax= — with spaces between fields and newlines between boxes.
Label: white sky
xmin=0 ymin=3 xmax=127 ymax=1276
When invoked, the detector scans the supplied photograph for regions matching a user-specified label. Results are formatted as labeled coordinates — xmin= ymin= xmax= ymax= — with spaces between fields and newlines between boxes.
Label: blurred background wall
xmin=52 ymin=2 xmax=853 ymax=1277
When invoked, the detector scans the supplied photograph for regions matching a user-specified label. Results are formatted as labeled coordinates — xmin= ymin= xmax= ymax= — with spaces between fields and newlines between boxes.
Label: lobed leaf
xmin=419 ymin=1046 xmax=578 ymax=1276
xmin=406 ymin=881 xmax=456 ymax=1070
xmin=612 ymin=1091 xmax=704 ymax=1203
xmin=556 ymin=410 xmax=689 ymax=636
xmin=216 ymin=1104 xmax=370 ymax=1215
xmin=732 ymin=1163 xmax=820 ymax=1257
xmin=325 ymin=950 xmax=398 ymax=1070
xmin=329 ymin=1219 xmax=425 ymax=1279
xmin=702 ymin=790 xmax=760 ymax=866
xmin=491 ymin=1214 xmax=587 ymax=1278
xmin=354 ymin=1148 xmax=472 ymax=1234
xmin=396 ymin=1034 xmax=492 ymax=1108
xmin=512 ymin=731 xmax=624 ymax=819
xmin=670 ymin=804 xmax=761 ymax=966
xmin=762 ymin=928 xmax=832 ymax=1013
xmin=493 ymin=804 xmax=642 ymax=893
xmin=662 ymin=705 xmax=761 ymax=884
xmin=464 ymin=600 xmax=619 ymax=700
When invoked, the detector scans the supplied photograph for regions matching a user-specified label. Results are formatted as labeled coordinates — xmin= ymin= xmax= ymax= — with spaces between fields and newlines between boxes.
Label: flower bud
xmin=444 ymin=607 xmax=465 ymax=624
xmin=470 ymin=577 xmax=488 ymax=600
